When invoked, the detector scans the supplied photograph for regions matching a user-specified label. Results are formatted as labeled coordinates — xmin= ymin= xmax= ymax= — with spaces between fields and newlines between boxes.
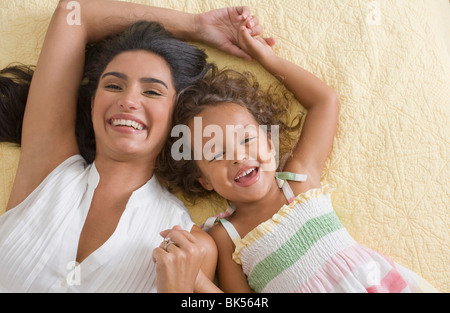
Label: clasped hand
xmin=194 ymin=6 xmax=274 ymax=61
xmin=152 ymin=225 xmax=206 ymax=293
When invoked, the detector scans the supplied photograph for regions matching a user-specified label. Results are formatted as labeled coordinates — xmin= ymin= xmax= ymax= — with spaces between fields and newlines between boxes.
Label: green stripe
xmin=248 ymin=211 xmax=343 ymax=292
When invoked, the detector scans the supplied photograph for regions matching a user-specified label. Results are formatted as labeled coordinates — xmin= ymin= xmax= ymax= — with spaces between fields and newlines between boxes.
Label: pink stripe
xmin=366 ymin=256 xmax=407 ymax=293
xmin=295 ymin=245 xmax=373 ymax=293
xmin=294 ymin=245 xmax=408 ymax=293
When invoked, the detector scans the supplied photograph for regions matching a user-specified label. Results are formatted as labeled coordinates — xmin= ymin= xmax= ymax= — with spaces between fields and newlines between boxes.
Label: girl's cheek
xmin=258 ymin=143 xmax=277 ymax=172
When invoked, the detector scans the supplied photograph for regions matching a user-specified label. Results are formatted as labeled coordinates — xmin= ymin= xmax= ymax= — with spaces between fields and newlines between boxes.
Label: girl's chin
xmin=229 ymin=177 xmax=275 ymax=202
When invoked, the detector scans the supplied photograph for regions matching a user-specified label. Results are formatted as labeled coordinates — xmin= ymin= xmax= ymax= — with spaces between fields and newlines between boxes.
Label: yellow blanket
xmin=1 ymin=0 xmax=449 ymax=292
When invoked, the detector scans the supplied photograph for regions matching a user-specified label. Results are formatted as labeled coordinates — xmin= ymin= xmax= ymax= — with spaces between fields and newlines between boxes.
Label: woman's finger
xmin=159 ymin=225 xmax=182 ymax=238
xmin=162 ymin=227 xmax=198 ymax=247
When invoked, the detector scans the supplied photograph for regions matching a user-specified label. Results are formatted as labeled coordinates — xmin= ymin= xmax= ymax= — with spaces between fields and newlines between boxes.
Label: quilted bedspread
xmin=0 ymin=0 xmax=449 ymax=292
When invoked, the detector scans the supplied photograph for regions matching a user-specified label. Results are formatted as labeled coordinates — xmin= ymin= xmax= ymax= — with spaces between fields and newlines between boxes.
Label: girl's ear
xmin=197 ymin=176 xmax=214 ymax=191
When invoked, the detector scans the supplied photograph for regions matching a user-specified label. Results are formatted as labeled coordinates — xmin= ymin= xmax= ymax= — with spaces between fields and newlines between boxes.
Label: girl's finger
xmin=264 ymin=37 xmax=276 ymax=47
xmin=243 ymin=16 xmax=263 ymax=36
xmin=238 ymin=6 xmax=250 ymax=20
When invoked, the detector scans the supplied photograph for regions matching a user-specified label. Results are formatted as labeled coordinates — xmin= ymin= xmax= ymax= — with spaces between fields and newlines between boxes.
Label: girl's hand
xmin=237 ymin=18 xmax=276 ymax=63
xmin=152 ymin=225 xmax=205 ymax=293
xmin=194 ymin=7 xmax=265 ymax=61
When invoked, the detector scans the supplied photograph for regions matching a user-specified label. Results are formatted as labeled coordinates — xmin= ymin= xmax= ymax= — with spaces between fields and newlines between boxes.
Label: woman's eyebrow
xmin=101 ymin=72 xmax=168 ymax=89
xmin=101 ymin=71 xmax=127 ymax=80
xmin=139 ymin=77 xmax=168 ymax=89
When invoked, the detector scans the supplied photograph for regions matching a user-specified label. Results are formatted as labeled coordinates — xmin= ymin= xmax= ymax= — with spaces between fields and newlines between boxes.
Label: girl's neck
xmin=232 ymin=179 xmax=288 ymax=224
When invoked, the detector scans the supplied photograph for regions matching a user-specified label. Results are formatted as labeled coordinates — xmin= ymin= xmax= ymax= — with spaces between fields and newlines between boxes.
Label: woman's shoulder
xmin=3 ymin=155 xmax=91 ymax=222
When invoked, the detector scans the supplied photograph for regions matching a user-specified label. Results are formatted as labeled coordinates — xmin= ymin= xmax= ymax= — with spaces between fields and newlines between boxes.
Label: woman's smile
xmin=108 ymin=114 xmax=148 ymax=134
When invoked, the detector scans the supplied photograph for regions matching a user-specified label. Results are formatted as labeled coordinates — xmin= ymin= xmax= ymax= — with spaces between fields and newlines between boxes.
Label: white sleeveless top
xmin=0 ymin=155 xmax=194 ymax=293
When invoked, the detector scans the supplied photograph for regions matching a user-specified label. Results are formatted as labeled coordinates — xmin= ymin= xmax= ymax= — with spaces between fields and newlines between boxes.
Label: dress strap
xmin=201 ymin=204 xmax=236 ymax=231
xmin=275 ymin=172 xmax=307 ymax=204
xmin=276 ymin=172 xmax=308 ymax=182
xmin=219 ymin=219 xmax=241 ymax=247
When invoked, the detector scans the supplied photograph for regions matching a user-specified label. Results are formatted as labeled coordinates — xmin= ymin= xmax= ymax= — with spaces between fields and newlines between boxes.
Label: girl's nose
xmin=233 ymin=150 xmax=248 ymax=164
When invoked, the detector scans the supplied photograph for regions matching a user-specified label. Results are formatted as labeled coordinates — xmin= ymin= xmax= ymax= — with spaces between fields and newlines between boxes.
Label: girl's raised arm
xmin=237 ymin=24 xmax=339 ymax=190
xmin=7 ymin=0 xmax=261 ymax=211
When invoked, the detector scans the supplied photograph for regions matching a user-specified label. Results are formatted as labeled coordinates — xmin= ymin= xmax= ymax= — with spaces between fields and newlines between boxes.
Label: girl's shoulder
xmin=208 ymin=221 xmax=237 ymax=254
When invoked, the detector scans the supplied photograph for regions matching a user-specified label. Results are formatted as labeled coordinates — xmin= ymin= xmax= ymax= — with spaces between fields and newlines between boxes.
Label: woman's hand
xmin=152 ymin=225 xmax=205 ymax=292
xmin=194 ymin=7 xmax=269 ymax=61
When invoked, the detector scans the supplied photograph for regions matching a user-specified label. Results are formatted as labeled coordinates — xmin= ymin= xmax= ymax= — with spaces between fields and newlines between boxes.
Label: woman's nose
xmin=119 ymin=89 xmax=141 ymax=110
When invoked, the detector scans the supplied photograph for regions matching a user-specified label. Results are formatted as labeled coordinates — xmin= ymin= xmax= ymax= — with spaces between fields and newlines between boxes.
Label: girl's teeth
xmin=235 ymin=168 xmax=256 ymax=180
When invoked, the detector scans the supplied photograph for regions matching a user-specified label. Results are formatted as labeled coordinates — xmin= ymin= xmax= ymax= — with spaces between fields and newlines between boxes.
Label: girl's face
xmin=190 ymin=103 xmax=278 ymax=204
xmin=91 ymin=50 xmax=176 ymax=163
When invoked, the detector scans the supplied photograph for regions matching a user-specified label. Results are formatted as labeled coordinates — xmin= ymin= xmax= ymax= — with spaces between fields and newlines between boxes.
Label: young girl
xmin=160 ymin=21 xmax=437 ymax=293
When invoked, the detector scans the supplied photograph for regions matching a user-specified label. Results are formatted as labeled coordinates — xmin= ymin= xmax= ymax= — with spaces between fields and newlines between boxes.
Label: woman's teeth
xmin=235 ymin=167 xmax=256 ymax=181
xmin=111 ymin=119 xmax=144 ymax=130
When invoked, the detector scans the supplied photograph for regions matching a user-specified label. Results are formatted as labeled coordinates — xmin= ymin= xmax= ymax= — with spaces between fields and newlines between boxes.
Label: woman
xmin=0 ymin=0 xmax=265 ymax=292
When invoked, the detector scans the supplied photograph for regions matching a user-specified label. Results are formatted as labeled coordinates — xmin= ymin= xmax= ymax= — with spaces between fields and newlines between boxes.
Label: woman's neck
xmin=93 ymin=154 xmax=155 ymax=193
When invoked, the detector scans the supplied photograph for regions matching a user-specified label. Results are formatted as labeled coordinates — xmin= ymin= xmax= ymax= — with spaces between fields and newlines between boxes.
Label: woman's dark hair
xmin=0 ymin=21 xmax=211 ymax=163
xmin=156 ymin=66 xmax=302 ymax=203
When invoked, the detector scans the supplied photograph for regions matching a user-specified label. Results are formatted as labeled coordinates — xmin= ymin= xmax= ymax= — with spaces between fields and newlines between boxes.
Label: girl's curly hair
xmin=156 ymin=65 xmax=303 ymax=203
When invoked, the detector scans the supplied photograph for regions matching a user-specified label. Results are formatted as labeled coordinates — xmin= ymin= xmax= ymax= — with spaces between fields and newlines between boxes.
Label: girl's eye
xmin=242 ymin=137 xmax=256 ymax=145
xmin=210 ymin=151 xmax=224 ymax=162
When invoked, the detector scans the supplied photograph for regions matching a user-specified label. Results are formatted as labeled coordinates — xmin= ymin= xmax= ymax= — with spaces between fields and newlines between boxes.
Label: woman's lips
xmin=107 ymin=115 xmax=147 ymax=133
xmin=110 ymin=118 xmax=145 ymax=130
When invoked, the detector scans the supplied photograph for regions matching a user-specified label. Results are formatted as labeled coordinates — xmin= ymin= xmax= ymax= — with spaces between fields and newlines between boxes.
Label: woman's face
xmin=190 ymin=103 xmax=278 ymax=204
xmin=91 ymin=50 xmax=176 ymax=163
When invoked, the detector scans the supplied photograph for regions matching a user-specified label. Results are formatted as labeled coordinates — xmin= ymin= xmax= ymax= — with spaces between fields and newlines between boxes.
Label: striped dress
xmin=217 ymin=176 xmax=437 ymax=293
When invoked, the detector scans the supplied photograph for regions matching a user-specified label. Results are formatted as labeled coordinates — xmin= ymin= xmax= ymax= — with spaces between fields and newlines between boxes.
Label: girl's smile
xmin=234 ymin=166 xmax=260 ymax=187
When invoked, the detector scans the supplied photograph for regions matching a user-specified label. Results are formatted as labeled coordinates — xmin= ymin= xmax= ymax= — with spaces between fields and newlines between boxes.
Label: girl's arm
xmin=6 ymin=0 xmax=262 ymax=211
xmin=237 ymin=24 xmax=339 ymax=190
xmin=208 ymin=225 xmax=253 ymax=292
